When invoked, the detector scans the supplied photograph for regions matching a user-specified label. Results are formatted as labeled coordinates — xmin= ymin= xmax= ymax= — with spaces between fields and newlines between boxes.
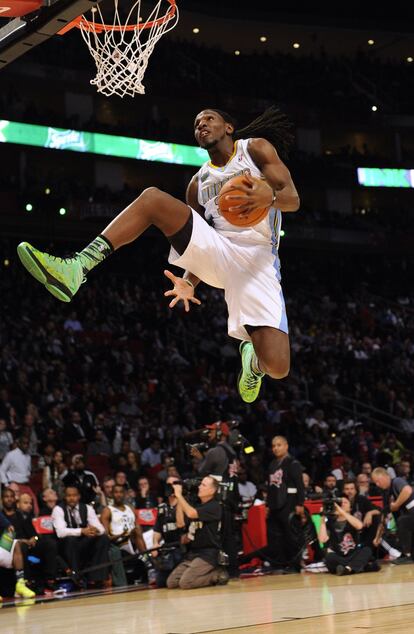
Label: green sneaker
xmin=237 ymin=341 xmax=264 ymax=403
xmin=17 ymin=242 xmax=84 ymax=303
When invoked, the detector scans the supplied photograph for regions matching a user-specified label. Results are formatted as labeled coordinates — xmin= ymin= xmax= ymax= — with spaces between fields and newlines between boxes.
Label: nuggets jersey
xmin=108 ymin=504 xmax=136 ymax=536
xmin=196 ymin=138 xmax=282 ymax=251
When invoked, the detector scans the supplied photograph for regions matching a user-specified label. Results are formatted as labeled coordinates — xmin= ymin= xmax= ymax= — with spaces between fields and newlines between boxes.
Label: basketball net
xmin=76 ymin=0 xmax=178 ymax=98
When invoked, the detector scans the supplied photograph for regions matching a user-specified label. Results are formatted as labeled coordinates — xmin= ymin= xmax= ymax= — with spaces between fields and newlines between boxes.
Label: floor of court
xmin=2 ymin=563 xmax=414 ymax=633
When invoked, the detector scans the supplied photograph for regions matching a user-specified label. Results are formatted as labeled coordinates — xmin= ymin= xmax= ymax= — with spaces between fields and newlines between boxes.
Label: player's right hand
xmin=163 ymin=270 xmax=201 ymax=313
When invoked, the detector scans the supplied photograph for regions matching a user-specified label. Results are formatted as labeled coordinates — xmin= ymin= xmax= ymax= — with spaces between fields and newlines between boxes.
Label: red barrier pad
xmin=32 ymin=516 xmax=54 ymax=534
xmin=242 ymin=504 xmax=267 ymax=554
xmin=135 ymin=508 xmax=158 ymax=526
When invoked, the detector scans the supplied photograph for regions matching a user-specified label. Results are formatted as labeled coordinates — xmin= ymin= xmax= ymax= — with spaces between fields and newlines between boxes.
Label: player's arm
xmin=227 ymin=138 xmax=299 ymax=214
xmin=182 ymin=175 xmax=203 ymax=288
xmin=163 ymin=174 xmax=203 ymax=311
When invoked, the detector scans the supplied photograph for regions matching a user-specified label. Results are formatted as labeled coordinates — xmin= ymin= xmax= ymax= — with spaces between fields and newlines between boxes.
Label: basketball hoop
xmin=60 ymin=0 xmax=178 ymax=98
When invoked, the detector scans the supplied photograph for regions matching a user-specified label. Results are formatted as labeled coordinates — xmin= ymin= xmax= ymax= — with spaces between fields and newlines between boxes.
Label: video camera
xmin=184 ymin=420 xmax=254 ymax=456
xmin=322 ymin=491 xmax=342 ymax=516
xmin=165 ymin=478 xmax=202 ymax=499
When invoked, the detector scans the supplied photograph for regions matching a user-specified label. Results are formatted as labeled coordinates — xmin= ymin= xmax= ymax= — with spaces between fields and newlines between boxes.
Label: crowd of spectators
xmin=0 ymin=237 xmax=414 ymax=595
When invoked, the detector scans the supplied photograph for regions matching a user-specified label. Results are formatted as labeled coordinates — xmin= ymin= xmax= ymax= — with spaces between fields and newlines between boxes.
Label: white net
xmin=79 ymin=0 xmax=179 ymax=98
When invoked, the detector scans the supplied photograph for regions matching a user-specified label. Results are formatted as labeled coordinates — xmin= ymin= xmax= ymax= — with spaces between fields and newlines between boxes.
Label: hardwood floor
xmin=2 ymin=564 xmax=414 ymax=633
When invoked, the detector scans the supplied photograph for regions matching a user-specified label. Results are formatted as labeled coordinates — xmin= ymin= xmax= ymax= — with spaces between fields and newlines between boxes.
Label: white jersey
xmin=196 ymin=138 xmax=282 ymax=252
xmin=108 ymin=504 xmax=136 ymax=536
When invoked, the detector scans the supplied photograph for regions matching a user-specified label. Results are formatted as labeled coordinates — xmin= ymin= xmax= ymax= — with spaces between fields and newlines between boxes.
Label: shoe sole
xmin=237 ymin=341 xmax=259 ymax=403
xmin=17 ymin=243 xmax=73 ymax=302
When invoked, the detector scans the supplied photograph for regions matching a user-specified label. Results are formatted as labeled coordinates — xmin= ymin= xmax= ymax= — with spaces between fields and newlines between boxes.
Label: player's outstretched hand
xmin=163 ymin=270 xmax=201 ymax=313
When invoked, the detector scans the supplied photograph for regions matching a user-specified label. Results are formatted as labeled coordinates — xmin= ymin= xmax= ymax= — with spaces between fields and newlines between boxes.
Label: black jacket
xmin=267 ymin=454 xmax=305 ymax=512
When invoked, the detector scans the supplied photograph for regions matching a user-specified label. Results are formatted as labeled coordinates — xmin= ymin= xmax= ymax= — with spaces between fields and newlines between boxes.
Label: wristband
xmin=184 ymin=279 xmax=194 ymax=289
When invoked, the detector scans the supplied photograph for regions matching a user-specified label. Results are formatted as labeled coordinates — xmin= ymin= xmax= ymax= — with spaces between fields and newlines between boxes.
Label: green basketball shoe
xmin=17 ymin=242 xmax=84 ymax=302
xmin=237 ymin=341 xmax=264 ymax=403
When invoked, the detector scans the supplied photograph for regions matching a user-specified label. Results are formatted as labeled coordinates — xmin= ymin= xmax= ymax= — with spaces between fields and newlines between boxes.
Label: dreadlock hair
xmin=210 ymin=105 xmax=295 ymax=160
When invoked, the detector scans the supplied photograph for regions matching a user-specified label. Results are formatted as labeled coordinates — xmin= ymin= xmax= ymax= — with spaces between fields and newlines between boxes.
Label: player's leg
xmin=13 ymin=541 xmax=36 ymax=598
xmin=249 ymin=326 xmax=290 ymax=378
xmin=17 ymin=188 xmax=192 ymax=302
xmin=238 ymin=326 xmax=289 ymax=404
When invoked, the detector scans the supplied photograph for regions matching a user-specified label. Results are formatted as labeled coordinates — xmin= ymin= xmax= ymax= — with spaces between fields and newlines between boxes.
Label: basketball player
xmin=17 ymin=107 xmax=300 ymax=403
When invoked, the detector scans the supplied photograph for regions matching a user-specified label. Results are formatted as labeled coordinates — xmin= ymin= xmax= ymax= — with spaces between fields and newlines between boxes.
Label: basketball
xmin=218 ymin=175 xmax=270 ymax=227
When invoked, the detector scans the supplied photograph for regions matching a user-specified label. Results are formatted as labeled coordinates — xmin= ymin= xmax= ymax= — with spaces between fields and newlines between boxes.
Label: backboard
xmin=0 ymin=0 xmax=100 ymax=68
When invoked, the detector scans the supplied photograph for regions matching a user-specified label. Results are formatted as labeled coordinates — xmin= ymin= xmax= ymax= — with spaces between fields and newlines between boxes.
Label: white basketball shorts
xmin=168 ymin=209 xmax=288 ymax=342
xmin=0 ymin=539 xmax=16 ymax=568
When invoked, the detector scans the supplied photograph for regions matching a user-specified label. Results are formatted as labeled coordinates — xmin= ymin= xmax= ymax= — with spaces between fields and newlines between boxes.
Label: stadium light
xmin=280 ymin=230 xmax=285 ymax=237
xmin=368 ymin=39 xmax=375 ymax=45
xmin=25 ymin=203 xmax=33 ymax=211
xmin=4 ymin=259 xmax=10 ymax=267
xmin=371 ymin=105 xmax=378 ymax=112
xmin=260 ymin=36 xmax=267 ymax=43
xmin=45 ymin=187 xmax=51 ymax=195
xmin=293 ymin=42 xmax=300 ymax=49
xmin=192 ymin=27 xmax=199 ymax=34
xmin=407 ymin=56 xmax=413 ymax=63
xmin=59 ymin=207 xmax=67 ymax=216
xmin=234 ymin=50 xmax=240 ymax=56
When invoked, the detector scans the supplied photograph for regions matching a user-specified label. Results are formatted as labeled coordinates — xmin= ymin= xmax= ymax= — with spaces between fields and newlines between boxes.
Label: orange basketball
xmin=218 ymin=175 xmax=270 ymax=227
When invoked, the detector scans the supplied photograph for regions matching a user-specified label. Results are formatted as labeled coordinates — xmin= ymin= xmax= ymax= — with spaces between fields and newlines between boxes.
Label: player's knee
xmin=261 ymin=358 xmax=290 ymax=379
xmin=141 ymin=186 xmax=165 ymax=202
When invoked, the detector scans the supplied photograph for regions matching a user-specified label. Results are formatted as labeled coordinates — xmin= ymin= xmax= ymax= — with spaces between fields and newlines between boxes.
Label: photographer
xmin=152 ymin=476 xmax=184 ymax=587
xmin=190 ymin=422 xmax=236 ymax=478
xmin=372 ymin=466 xmax=414 ymax=563
xmin=166 ymin=477 xmax=229 ymax=589
xmin=342 ymin=480 xmax=381 ymax=549
xmin=318 ymin=497 xmax=375 ymax=575
xmin=190 ymin=421 xmax=239 ymax=576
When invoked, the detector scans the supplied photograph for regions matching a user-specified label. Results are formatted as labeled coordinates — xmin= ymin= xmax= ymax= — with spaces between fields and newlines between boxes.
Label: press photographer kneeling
xmin=318 ymin=495 xmax=378 ymax=576
xmin=166 ymin=477 xmax=229 ymax=590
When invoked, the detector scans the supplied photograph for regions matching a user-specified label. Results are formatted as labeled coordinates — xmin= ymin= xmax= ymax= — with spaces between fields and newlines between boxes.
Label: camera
xmin=185 ymin=441 xmax=210 ymax=454
xmin=322 ymin=491 xmax=342 ymax=516
xmin=165 ymin=478 xmax=202 ymax=498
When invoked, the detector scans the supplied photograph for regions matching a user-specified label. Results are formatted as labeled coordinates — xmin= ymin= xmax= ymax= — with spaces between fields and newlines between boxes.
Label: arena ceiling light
xmin=259 ymin=36 xmax=267 ymax=42
xmin=368 ymin=39 xmax=375 ymax=45
xmin=407 ymin=56 xmax=413 ymax=63
xmin=293 ymin=42 xmax=300 ymax=49
xmin=192 ymin=27 xmax=199 ymax=33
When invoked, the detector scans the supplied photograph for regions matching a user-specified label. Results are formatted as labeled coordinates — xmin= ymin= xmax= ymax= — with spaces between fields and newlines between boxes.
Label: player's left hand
xmin=225 ymin=174 xmax=274 ymax=217
xmin=163 ymin=270 xmax=202 ymax=313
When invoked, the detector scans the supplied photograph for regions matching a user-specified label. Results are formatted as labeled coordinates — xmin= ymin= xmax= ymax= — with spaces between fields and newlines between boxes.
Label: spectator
xmin=238 ymin=467 xmax=257 ymax=504
xmin=135 ymin=476 xmax=158 ymax=509
xmin=141 ymin=439 xmax=163 ymax=469
xmin=63 ymin=311 xmax=83 ymax=332
xmin=42 ymin=449 xmax=67 ymax=498
xmin=303 ymin=472 xmax=323 ymax=500
xmin=0 ymin=418 xmax=13 ymax=460
xmin=323 ymin=474 xmax=340 ymax=497
xmin=125 ymin=451 xmax=141 ymax=487
xmin=87 ymin=430 xmax=112 ymax=457
xmin=0 ymin=437 xmax=31 ymax=487
xmin=167 ymin=477 xmax=228 ymax=589
xmin=62 ymin=454 xmax=99 ymax=505
xmin=3 ymin=490 xmax=59 ymax=591
xmin=39 ymin=488 xmax=58 ymax=515
xmin=52 ymin=486 xmax=109 ymax=587
xmin=356 ymin=473 xmax=379 ymax=497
